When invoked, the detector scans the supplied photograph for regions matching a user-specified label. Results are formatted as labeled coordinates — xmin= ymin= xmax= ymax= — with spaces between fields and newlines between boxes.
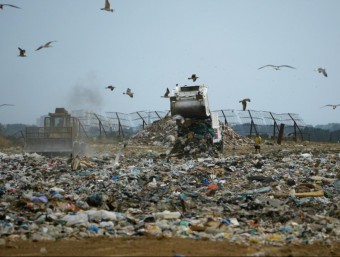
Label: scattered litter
xmin=0 ymin=120 xmax=339 ymax=247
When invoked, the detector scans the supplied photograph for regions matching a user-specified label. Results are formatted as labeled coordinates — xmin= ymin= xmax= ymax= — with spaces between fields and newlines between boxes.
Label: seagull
xmin=239 ymin=98 xmax=251 ymax=111
xmin=18 ymin=47 xmax=26 ymax=57
xmin=0 ymin=104 xmax=14 ymax=107
xmin=258 ymin=64 xmax=296 ymax=70
xmin=0 ymin=4 xmax=20 ymax=9
xmin=316 ymin=67 xmax=327 ymax=77
xmin=321 ymin=104 xmax=340 ymax=110
xmin=35 ymin=41 xmax=57 ymax=51
xmin=188 ymin=74 xmax=198 ymax=82
xmin=123 ymin=88 xmax=133 ymax=98
xmin=161 ymin=88 xmax=170 ymax=98
xmin=101 ymin=0 xmax=114 ymax=12
xmin=106 ymin=85 xmax=115 ymax=91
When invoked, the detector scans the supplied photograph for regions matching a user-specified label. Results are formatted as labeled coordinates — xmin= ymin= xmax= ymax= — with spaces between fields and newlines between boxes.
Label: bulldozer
xmin=169 ymin=85 xmax=224 ymax=153
xmin=24 ymin=108 xmax=85 ymax=156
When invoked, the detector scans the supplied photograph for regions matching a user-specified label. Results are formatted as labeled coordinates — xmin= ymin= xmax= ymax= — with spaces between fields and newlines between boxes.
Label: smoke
xmin=67 ymin=72 xmax=104 ymax=111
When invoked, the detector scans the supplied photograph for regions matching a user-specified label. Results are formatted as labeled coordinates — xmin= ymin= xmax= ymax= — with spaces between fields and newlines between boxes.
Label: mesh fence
xmin=71 ymin=109 xmax=305 ymax=138
xmin=217 ymin=110 xmax=305 ymax=127
xmin=217 ymin=110 xmax=305 ymax=137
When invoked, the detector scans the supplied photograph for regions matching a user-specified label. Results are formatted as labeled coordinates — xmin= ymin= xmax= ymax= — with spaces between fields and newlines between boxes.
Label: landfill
xmin=0 ymin=117 xmax=339 ymax=248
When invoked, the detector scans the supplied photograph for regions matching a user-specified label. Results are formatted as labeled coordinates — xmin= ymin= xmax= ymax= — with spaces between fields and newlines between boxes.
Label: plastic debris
xmin=0 ymin=120 xmax=339 ymax=247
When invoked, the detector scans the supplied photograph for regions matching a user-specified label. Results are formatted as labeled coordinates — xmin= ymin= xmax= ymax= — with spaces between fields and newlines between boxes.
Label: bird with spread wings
xmin=239 ymin=98 xmax=251 ymax=111
xmin=0 ymin=4 xmax=20 ymax=9
xmin=161 ymin=88 xmax=170 ymax=98
xmin=101 ymin=0 xmax=114 ymax=12
xmin=258 ymin=64 xmax=296 ymax=70
xmin=36 ymin=41 xmax=57 ymax=51
xmin=0 ymin=104 xmax=14 ymax=107
xmin=123 ymin=88 xmax=134 ymax=98
xmin=105 ymin=85 xmax=115 ymax=91
xmin=188 ymin=74 xmax=199 ymax=82
xmin=316 ymin=67 xmax=327 ymax=77
xmin=18 ymin=47 xmax=26 ymax=57
xmin=321 ymin=104 xmax=340 ymax=110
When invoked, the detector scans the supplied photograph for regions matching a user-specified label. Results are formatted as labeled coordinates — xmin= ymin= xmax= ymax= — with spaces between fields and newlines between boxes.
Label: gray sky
xmin=1 ymin=0 xmax=339 ymax=126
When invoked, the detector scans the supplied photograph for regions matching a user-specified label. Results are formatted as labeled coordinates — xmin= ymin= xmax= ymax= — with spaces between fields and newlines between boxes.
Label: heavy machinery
xmin=169 ymin=85 xmax=223 ymax=153
xmin=24 ymin=108 xmax=85 ymax=156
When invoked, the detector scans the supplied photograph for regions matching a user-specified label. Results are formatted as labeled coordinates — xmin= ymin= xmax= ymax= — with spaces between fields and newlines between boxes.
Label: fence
xmin=72 ymin=109 xmax=305 ymax=140
xmin=217 ymin=110 xmax=305 ymax=139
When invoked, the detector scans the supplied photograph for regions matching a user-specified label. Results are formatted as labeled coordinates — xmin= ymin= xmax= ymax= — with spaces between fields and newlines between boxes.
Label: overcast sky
xmin=1 ymin=0 xmax=339 ymax=126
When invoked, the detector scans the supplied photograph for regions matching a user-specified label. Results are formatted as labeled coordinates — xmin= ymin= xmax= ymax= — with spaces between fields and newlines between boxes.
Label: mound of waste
xmin=130 ymin=116 xmax=253 ymax=156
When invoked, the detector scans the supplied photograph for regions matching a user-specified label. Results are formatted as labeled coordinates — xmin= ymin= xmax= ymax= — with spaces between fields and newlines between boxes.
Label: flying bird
xmin=35 ymin=41 xmax=57 ymax=51
xmin=239 ymin=98 xmax=251 ymax=111
xmin=316 ymin=67 xmax=327 ymax=77
xmin=123 ymin=88 xmax=134 ymax=98
xmin=101 ymin=0 xmax=114 ymax=12
xmin=0 ymin=104 xmax=14 ymax=107
xmin=258 ymin=64 xmax=296 ymax=70
xmin=321 ymin=104 xmax=340 ymax=110
xmin=188 ymin=74 xmax=199 ymax=82
xmin=161 ymin=88 xmax=170 ymax=98
xmin=0 ymin=4 xmax=20 ymax=9
xmin=18 ymin=47 xmax=26 ymax=57
xmin=106 ymin=85 xmax=115 ymax=91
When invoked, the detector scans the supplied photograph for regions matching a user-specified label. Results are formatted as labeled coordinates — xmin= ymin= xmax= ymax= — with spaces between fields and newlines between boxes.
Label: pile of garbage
xmin=0 ymin=141 xmax=339 ymax=246
xmin=130 ymin=116 xmax=253 ymax=156
xmin=130 ymin=116 xmax=178 ymax=147
xmin=222 ymin=125 xmax=253 ymax=147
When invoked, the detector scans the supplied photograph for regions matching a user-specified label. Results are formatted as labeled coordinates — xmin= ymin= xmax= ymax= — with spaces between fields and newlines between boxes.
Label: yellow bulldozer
xmin=24 ymin=108 xmax=85 ymax=156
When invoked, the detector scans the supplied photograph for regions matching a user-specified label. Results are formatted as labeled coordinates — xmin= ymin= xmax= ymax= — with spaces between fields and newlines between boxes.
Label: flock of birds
xmin=105 ymin=85 xmax=134 ymax=98
xmin=4 ymin=1 xmax=135 ymax=101
xmin=240 ymin=64 xmax=335 ymax=111
xmin=2 ymin=1 xmax=338 ymax=113
xmin=103 ymin=65 xmax=335 ymax=111
xmin=159 ymin=68 xmax=335 ymax=112
xmin=17 ymin=41 xmax=57 ymax=57
xmin=3 ymin=0 xmax=113 ymax=57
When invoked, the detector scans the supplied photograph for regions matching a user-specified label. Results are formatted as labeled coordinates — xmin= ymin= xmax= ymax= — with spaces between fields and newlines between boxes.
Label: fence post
xmin=93 ymin=113 xmax=107 ymax=138
xmin=115 ymin=113 xmax=125 ymax=137
xmin=220 ymin=110 xmax=228 ymax=126
xmin=288 ymin=113 xmax=303 ymax=141
xmin=277 ymin=123 xmax=285 ymax=144
xmin=136 ymin=112 xmax=147 ymax=129
xmin=248 ymin=110 xmax=258 ymax=137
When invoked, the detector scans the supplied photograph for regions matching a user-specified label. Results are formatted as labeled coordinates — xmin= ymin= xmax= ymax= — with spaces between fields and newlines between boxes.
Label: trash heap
xmin=222 ymin=125 xmax=253 ymax=148
xmin=130 ymin=116 xmax=178 ymax=147
xmin=0 ymin=141 xmax=339 ymax=246
xmin=130 ymin=116 xmax=253 ymax=157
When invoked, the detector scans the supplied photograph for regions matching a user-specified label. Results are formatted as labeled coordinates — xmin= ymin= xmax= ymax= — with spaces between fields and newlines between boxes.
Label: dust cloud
xmin=67 ymin=72 xmax=104 ymax=112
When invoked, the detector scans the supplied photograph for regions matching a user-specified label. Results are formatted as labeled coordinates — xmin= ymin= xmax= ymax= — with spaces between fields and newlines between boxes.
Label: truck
xmin=24 ymin=108 xmax=85 ymax=156
xmin=169 ymin=85 xmax=224 ymax=153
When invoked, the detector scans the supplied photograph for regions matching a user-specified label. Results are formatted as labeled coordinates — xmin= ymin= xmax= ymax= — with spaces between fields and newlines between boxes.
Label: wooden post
xmin=277 ymin=123 xmax=285 ymax=145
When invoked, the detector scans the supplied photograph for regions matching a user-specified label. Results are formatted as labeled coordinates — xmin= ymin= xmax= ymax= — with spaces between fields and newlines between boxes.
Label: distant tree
xmin=315 ymin=123 xmax=340 ymax=132
xmin=3 ymin=124 xmax=28 ymax=138
xmin=301 ymin=126 xmax=340 ymax=142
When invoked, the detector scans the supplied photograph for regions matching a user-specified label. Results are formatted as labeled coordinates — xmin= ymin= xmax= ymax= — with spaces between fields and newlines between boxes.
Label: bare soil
xmin=1 ymin=237 xmax=340 ymax=256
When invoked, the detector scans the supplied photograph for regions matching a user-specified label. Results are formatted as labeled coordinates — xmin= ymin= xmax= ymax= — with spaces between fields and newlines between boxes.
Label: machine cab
xmin=44 ymin=108 xmax=72 ymax=128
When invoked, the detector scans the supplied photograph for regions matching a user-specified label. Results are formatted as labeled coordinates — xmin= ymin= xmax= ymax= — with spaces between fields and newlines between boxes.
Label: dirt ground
xmin=1 ymin=237 xmax=340 ymax=256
